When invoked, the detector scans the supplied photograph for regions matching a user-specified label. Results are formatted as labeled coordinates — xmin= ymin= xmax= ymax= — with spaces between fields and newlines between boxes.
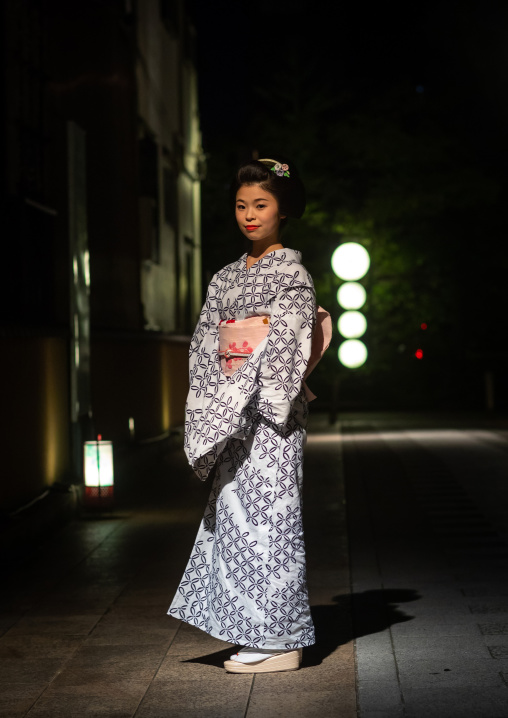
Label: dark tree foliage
xmin=195 ymin=1 xmax=508 ymax=409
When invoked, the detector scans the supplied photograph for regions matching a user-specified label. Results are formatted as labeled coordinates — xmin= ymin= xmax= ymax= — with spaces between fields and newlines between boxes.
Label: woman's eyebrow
xmin=236 ymin=197 xmax=270 ymax=203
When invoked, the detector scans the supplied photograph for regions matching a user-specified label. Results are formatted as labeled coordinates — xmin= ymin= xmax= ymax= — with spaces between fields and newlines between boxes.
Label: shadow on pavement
xmin=349 ymin=588 xmax=421 ymax=639
xmin=181 ymin=588 xmax=421 ymax=669
xmin=307 ymin=588 xmax=421 ymax=666
xmin=184 ymin=646 xmax=236 ymax=668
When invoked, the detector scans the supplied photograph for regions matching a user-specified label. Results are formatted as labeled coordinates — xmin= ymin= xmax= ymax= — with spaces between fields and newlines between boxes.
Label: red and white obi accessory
xmin=218 ymin=316 xmax=270 ymax=375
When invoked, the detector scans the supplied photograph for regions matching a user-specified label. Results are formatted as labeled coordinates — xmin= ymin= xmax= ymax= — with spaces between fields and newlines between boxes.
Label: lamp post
xmin=331 ymin=242 xmax=370 ymax=369
xmin=83 ymin=434 xmax=114 ymax=508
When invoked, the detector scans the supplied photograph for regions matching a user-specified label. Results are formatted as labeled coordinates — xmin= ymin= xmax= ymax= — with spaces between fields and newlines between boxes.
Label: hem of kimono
xmin=166 ymin=606 xmax=316 ymax=650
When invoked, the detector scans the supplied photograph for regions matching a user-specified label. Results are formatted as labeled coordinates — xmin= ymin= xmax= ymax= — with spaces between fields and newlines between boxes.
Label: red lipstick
xmin=245 ymin=225 xmax=259 ymax=231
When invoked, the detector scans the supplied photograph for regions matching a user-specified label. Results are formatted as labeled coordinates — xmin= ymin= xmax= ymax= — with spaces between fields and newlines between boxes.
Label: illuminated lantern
xmin=339 ymin=339 xmax=368 ymax=368
xmin=331 ymin=242 xmax=370 ymax=281
xmin=83 ymin=435 xmax=114 ymax=507
xmin=338 ymin=310 xmax=367 ymax=339
xmin=415 ymin=349 xmax=423 ymax=360
xmin=333 ymin=242 xmax=370 ymax=368
xmin=337 ymin=282 xmax=366 ymax=310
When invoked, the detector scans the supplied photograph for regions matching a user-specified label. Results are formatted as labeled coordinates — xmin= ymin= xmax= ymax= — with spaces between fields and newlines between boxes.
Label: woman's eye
xmin=257 ymin=204 xmax=266 ymax=209
xmin=236 ymin=205 xmax=245 ymax=210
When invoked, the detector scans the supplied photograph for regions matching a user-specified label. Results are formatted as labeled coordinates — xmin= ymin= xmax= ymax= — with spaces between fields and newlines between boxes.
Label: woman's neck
xmin=247 ymin=240 xmax=284 ymax=261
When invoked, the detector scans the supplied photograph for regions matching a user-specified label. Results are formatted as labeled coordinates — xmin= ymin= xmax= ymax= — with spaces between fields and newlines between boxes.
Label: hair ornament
xmin=258 ymin=158 xmax=290 ymax=178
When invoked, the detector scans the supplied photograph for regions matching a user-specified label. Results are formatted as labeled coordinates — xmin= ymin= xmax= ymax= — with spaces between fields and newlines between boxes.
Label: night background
xmin=191 ymin=0 xmax=508 ymax=411
xmin=2 ymin=2 xmax=508 ymax=714
xmin=2 ymin=0 xmax=507 ymax=514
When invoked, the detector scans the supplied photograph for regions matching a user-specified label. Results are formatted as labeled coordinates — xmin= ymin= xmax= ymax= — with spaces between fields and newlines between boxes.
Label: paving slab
xmin=397 ymin=662 xmax=506 ymax=688
xmin=25 ymin=686 xmax=148 ymax=718
xmin=402 ymin=686 xmax=508 ymax=718
xmin=391 ymin=635 xmax=493 ymax=661
xmin=246 ymin=689 xmax=357 ymax=718
xmin=356 ymin=679 xmax=403 ymax=712
xmin=0 ymin=684 xmax=47 ymax=718
xmin=0 ymin=415 xmax=354 ymax=717
xmin=390 ymin=621 xmax=482 ymax=637
xmin=136 ymin=671 xmax=252 ymax=718
xmin=49 ymin=644 xmax=169 ymax=686
xmin=0 ymin=636 xmax=82 ymax=683
xmin=359 ymin=711 xmax=405 ymax=718
xmin=3 ymin=613 xmax=103 ymax=637
xmin=342 ymin=412 xmax=508 ymax=718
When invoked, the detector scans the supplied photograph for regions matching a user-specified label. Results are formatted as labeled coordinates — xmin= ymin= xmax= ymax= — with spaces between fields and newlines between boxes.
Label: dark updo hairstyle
xmin=231 ymin=157 xmax=306 ymax=231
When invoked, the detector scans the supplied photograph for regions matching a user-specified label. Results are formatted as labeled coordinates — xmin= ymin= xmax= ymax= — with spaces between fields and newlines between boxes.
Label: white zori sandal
xmin=224 ymin=647 xmax=302 ymax=673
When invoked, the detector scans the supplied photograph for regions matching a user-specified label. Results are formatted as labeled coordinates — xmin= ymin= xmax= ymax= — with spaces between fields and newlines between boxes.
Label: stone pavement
xmin=3 ymin=411 xmax=508 ymax=718
xmin=343 ymin=412 xmax=508 ymax=718
xmin=0 ymin=415 xmax=355 ymax=718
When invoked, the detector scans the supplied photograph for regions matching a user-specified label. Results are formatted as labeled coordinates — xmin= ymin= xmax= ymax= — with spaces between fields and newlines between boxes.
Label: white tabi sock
xmin=230 ymin=647 xmax=289 ymax=664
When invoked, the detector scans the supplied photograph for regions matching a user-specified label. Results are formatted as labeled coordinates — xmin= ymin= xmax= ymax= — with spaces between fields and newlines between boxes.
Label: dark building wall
xmin=91 ymin=335 xmax=189 ymax=443
xmin=2 ymin=336 xmax=70 ymax=513
xmin=47 ymin=0 xmax=141 ymax=331
xmin=0 ymin=0 xmax=202 ymax=513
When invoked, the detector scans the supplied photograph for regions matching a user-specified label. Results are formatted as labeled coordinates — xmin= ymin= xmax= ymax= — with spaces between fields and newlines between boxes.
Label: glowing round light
xmin=337 ymin=282 xmax=367 ymax=310
xmin=338 ymin=311 xmax=367 ymax=339
xmin=415 ymin=348 xmax=423 ymax=359
xmin=338 ymin=340 xmax=368 ymax=368
xmin=331 ymin=242 xmax=370 ymax=280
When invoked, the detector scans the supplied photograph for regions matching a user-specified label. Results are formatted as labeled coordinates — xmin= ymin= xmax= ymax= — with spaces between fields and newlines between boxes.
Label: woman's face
xmin=235 ymin=184 xmax=285 ymax=245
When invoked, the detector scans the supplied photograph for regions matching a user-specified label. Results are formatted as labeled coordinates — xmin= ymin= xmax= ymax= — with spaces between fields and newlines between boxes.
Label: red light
xmin=420 ymin=323 xmax=427 ymax=330
xmin=415 ymin=349 xmax=423 ymax=360
xmin=97 ymin=434 xmax=102 ymax=441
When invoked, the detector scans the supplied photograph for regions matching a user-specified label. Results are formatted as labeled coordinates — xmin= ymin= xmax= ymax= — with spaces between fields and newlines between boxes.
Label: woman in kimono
xmin=168 ymin=157 xmax=318 ymax=674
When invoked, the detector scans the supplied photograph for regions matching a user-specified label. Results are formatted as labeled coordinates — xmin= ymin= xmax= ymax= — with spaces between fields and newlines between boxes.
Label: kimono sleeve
xmin=188 ymin=275 xmax=218 ymax=369
xmin=256 ymin=280 xmax=316 ymax=426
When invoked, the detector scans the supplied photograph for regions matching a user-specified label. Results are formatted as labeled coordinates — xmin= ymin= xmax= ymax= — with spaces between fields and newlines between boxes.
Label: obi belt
xmin=218 ymin=307 xmax=332 ymax=401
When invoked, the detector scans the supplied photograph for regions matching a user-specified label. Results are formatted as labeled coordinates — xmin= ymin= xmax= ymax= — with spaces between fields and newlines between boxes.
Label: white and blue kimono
xmin=168 ymin=248 xmax=316 ymax=649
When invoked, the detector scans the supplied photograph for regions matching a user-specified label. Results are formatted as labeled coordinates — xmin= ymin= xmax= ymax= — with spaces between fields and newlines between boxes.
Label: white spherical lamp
xmin=338 ymin=339 xmax=368 ymax=368
xmin=337 ymin=282 xmax=367 ymax=310
xmin=338 ymin=311 xmax=367 ymax=339
xmin=331 ymin=242 xmax=370 ymax=281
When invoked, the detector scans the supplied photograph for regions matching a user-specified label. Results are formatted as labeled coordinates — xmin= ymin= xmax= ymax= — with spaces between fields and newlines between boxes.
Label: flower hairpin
xmin=259 ymin=158 xmax=291 ymax=178
xmin=271 ymin=162 xmax=290 ymax=178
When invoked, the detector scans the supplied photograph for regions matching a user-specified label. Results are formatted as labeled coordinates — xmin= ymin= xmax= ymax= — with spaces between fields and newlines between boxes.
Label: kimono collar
xmin=240 ymin=247 xmax=302 ymax=268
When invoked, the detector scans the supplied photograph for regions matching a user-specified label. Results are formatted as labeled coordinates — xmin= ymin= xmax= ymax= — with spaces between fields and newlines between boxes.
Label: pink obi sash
xmin=218 ymin=307 xmax=332 ymax=401
xmin=218 ymin=315 xmax=270 ymax=376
